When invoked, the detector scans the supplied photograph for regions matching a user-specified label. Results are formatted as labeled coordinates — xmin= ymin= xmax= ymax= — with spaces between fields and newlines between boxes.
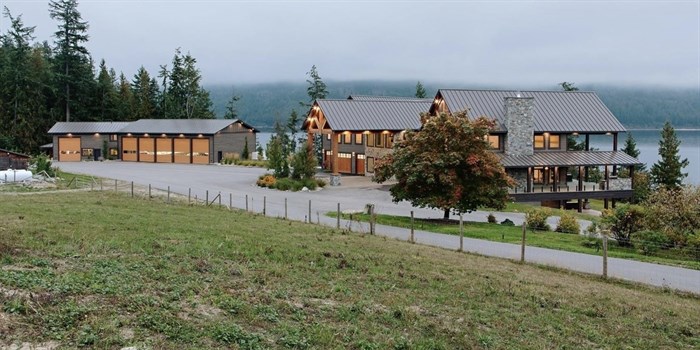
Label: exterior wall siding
xmin=52 ymin=134 xmax=118 ymax=160
xmin=213 ymin=128 xmax=256 ymax=162
xmin=504 ymin=97 xmax=535 ymax=156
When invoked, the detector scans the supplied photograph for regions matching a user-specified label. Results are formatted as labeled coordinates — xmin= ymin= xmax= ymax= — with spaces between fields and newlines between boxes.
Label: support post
xmin=218 ymin=192 xmax=222 ymax=207
xmin=521 ymin=222 xmax=526 ymax=263
xmin=167 ymin=186 xmax=171 ymax=203
xmin=131 ymin=181 xmax=134 ymax=197
xmin=330 ymin=131 xmax=340 ymax=186
xmin=114 ymin=179 xmax=118 ymax=192
xmin=369 ymin=204 xmax=375 ymax=235
xmin=206 ymin=190 xmax=209 ymax=205
xmin=308 ymin=200 xmax=311 ymax=223
xmin=100 ymin=179 xmax=103 ymax=191
xmin=188 ymin=188 xmax=191 ymax=204
xmin=263 ymin=196 xmax=266 ymax=216
xmin=284 ymin=198 xmax=288 ymax=219
xmin=336 ymin=203 xmax=340 ymax=229
xmin=229 ymin=193 xmax=232 ymax=210
xmin=459 ymin=214 xmax=464 ymax=252
xmin=410 ymin=211 xmax=415 ymax=243
xmin=149 ymin=184 xmax=151 ymax=198
xmin=602 ymin=235 xmax=608 ymax=279
xmin=246 ymin=195 xmax=249 ymax=211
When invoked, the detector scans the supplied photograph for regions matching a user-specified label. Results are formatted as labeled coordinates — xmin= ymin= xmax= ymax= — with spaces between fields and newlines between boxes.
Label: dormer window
xmin=548 ymin=135 xmax=560 ymax=149
xmin=534 ymin=134 xmax=545 ymax=149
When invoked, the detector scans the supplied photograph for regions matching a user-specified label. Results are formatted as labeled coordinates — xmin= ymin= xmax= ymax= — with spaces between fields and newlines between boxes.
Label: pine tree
xmin=650 ymin=121 xmax=689 ymax=189
xmin=305 ymin=64 xmax=328 ymax=105
xmin=132 ymin=66 xmax=159 ymax=119
xmin=621 ymin=132 xmax=645 ymax=171
xmin=116 ymin=72 xmax=134 ymax=120
xmin=223 ymin=92 xmax=240 ymax=119
xmin=287 ymin=110 xmax=300 ymax=152
xmin=49 ymin=0 xmax=92 ymax=122
xmin=94 ymin=59 xmax=117 ymax=120
xmin=241 ymin=137 xmax=249 ymax=160
xmin=415 ymin=81 xmax=427 ymax=98
xmin=559 ymin=82 xmax=579 ymax=91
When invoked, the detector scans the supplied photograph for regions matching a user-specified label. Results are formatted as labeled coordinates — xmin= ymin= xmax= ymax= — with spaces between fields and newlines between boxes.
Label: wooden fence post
xmin=336 ymin=203 xmax=341 ymax=229
xmin=131 ymin=181 xmax=134 ymax=197
xmin=188 ymin=188 xmax=191 ymax=204
xmin=206 ymin=190 xmax=209 ymax=205
xmin=308 ymin=200 xmax=311 ymax=223
xmin=410 ymin=211 xmax=415 ymax=243
xmin=603 ymin=235 xmax=608 ymax=279
xmin=284 ymin=198 xmax=288 ymax=220
xmin=459 ymin=214 xmax=464 ymax=252
xmin=114 ymin=179 xmax=117 ymax=192
xmin=218 ymin=192 xmax=222 ymax=207
xmin=229 ymin=193 xmax=233 ymax=210
xmin=263 ymin=196 xmax=266 ymax=216
xmin=520 ymin=222 xmax=526 ymax=263
xmin=369 ymin=205 xmax=375 ymax=235
xmin=246 ymin=195 xmax=249 ymax=211
xmin=167 ymin=186 xmax=171 ymax=203
xmin=100 ymin=178 xmax=103 ymax=191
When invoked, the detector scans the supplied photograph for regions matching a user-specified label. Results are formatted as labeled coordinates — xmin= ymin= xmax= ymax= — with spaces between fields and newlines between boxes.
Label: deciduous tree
xmin=374 ymin=112 xmax=514 ymax=219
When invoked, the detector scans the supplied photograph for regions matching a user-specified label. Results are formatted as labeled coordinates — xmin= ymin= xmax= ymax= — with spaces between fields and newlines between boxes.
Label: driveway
xmin=54 ymin=161 xmax=700 ymax=294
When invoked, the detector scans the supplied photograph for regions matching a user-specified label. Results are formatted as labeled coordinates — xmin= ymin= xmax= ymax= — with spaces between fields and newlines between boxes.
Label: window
xmin=326 ymin=134 xmax=331 ymax=140
xmin=109 ymin=134 xmax=118 ymax=141
xmin=534 ymin=134 xmax=545 ymax=149
xmin=343 ymin=133 xmax=351 ymax=144
xmin=338 ymin=153 xmax=352 ymax=159
xmin=367 ymin=157 xmax=375 ymax=173
xmin=354 ymin=133 xmax=363 ymax=145
xmin=109 ymin=148 xmax=118 ymax=156
xmin=337 ymin=134 xmax=342 ymax=143
xmin=367 ymin=133 xmax=375 ymax=146
xmin=81 ymin=148 xmax=93 ymax=157
xmin=533 ymin=167 xmax=544 ymax=184
xmin=549 ymin=135 xmax=560 ymax=149
xmin=488 ymin=135 xmax=501 ymax=150
xmin=386 ymin=133 xmax=393 ymax=148
xmin=374 ymin=133 xmax=383 ymax=148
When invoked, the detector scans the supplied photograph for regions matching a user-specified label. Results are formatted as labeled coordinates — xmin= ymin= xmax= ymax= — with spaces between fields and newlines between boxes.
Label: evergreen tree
xmin=415 ymin=81 xmax=427 ymax=98
xmin=49 ymin=0 xmax=93 ymax=122
xmin=94 ymin=59 xmax=117 ymax=120
xmin=559 ymin=82 xmax=579 ymax=91
xmin=223 ymin=92 xmax=240 ymax=119
xmin=116 ymin=72 xmax=134 ymax=120
xmin=621 ymin=132 xmax=645 ymax=171
xmin=131 ymin=66 xmax=159 ymax=119
xmin=650 ymin=121 xmax=689 ymax=189
xmin=241 ymin=137 xmax=249 ymax=160
xmin=304 ymin=64 xmax=328 ymax=105
xmin=157 ymin=64 xmax=169 ymax=118
xmin=162 ymin=49 xmax=214 ymax=119
xmin=287 ymin=110 xmax=300 ymax=152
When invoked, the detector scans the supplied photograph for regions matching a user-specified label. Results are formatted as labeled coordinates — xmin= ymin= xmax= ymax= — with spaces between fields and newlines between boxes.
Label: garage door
xmin=138 ymin=138 xmax=154 ymax=162
xmin=156 ymin=138 xmax=173 ymax=163
xmin=58 ymin=138 xmax=81 ymax=162
xmin=338 ymin=152 xmax=352 ymax=173
xmin=192 ymin=139 xmax=210 ymax=164
xmin=122 ymin=137 xmax=137 ymax=162
xmin=174 ymin=138 xmax=191 ymax=163
xmin=355 ymin=154 xmax=365 ymax=175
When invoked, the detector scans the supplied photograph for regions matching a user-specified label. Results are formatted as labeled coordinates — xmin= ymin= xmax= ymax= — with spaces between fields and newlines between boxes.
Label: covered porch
xmin=501 ymin=151 xmax=642 ymax=212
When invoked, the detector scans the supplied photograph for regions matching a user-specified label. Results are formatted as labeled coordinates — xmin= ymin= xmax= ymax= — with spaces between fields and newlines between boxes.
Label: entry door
xmin=355 ymin=154 xmax=365 ymax=175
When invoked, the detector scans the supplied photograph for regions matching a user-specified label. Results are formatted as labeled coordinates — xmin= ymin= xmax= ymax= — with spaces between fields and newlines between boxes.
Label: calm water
xmin=258 ymin=130 xmax=700 ymax=185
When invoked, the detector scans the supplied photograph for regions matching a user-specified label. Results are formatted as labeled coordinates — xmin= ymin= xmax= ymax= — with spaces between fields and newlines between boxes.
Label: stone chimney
xmin=504 ymin=96 xmax=535 ymax=156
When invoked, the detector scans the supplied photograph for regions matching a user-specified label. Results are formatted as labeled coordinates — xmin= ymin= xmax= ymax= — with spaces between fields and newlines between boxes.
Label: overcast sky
xmin=3 ymin=0 xmax=699 ymax=87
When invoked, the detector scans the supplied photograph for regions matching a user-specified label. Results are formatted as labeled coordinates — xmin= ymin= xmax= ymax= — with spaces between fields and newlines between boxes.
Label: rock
xmin=301 ymin=187 xmax=309 ymax=192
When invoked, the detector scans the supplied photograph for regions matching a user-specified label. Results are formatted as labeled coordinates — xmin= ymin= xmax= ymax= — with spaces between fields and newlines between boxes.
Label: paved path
xmin=54 ymin=162 xmax=700 ymax=294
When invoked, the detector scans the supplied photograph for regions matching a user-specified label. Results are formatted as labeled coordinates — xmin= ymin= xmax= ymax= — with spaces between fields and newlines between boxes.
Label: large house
xmin=48 ymin=119 xmax=257 ymax=164
xmin=303 ymin=90 xmax=641 ymax=211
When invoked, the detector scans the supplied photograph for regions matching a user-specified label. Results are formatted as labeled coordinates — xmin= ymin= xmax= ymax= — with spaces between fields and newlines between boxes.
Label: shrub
xmin=256 ymin=174 xmax=276 ymax=188
xmin=32 ymin=154 xmax=55 ymax=177
xmin=585 ymin=221 xmax=599 ymax=237
xmin=316 ymin=178 xmax=327 ymax=188
xmin=600 ymin=205 xmax=645 ymax=247
xmin=273 ymin=177 xmax=293 ymax=191
xmin=555 ymin=211 xmax=580 ymax=234
xmin=525 ymin=208 xmax=551 ymax=231
xmin=487 ymin=213 xmax=497 ymax=224
xmin=685 ymin=234 xmax=700 ymax=261
xmin=290 ymin=143 xmax=317 ymax=180
xmin=500 ymin=218 xmax=514 ymax=226
xmin=632 ymin=230 xmax=671 ymax=256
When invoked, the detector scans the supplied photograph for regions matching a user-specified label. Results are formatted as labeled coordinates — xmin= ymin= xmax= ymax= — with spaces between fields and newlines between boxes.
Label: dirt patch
xmin=0 ymin=341 xmax=60 ymax=350
xmin=119 ymin=328 xmax=134 ymax=340
xmin=0 ymin=287 xmax=30 ymax=299
xmin=1 ymin=265 xmax=39 ymax=272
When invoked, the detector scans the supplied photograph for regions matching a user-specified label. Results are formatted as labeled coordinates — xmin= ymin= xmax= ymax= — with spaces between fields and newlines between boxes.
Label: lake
xmin=257 ymin=129 xmax=700 ymax=185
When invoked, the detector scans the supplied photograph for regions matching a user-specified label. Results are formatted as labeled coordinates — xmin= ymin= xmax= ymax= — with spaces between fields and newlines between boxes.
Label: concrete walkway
xmin=53 ymin=162 xmax=700 ymax=294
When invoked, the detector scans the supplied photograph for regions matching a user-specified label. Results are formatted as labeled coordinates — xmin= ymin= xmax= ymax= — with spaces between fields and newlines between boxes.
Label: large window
xmin=534 ymin=134 xmax=545 ymax=149
xmin=343 ymin=133 xmax=351 ymax=144
xmin=367 ymin=157 xmax=375 ymax=173
xmin=375 ymin=133 xmax=383 ymax=148
xmin=354 ymin=133 xmax=363 ymax=145
xmin=533 ymin=167 xmax=544 ymax=184
xmin=549 ymin=135 xmax=560 ymax=149
xmin=367 ymin=133 xmax=375 ymax=146
xmin=488 ymin=135 xmax=501 ymax=150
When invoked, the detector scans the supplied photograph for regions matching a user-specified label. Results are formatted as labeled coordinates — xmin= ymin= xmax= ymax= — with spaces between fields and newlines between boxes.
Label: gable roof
xmin=348 ymin=95 xmax=432 ymax=102
xmin=48 ymin=122 xmax=131 ymax=134
xmin=0 ymin=148 xmax=30 ymax=158
xmin=436 ymin=89 xmax=626 ymax=133
xmin=120 ymin=119 xmax=256 ymax=134
xmin=313 ymin=99 xmax=431 ymax=131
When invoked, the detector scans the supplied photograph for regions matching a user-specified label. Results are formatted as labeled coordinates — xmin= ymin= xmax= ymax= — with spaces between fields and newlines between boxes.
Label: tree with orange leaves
xmin=374 ymin=111 xmax=514 ymax=219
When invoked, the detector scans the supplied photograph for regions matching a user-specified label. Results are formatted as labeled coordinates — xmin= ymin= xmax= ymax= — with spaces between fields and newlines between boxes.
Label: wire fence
xmin=76 ymin=177 xmax=700 ymax=285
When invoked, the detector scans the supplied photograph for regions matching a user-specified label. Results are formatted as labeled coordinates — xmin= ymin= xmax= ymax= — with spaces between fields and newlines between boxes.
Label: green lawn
xmin=328 ymin=212 xmax=700 ymax=270
xmin=1 ymin=191 xmax=699 ymax=349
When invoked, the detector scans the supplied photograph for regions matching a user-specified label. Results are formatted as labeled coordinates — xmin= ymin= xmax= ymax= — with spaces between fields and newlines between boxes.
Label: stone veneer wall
xmin=608 ymin=178 xmax=632 ymax=191
xmin=504 ymin=97 xmax=535 ymax=157
xmin=364 ymin=146 xmax=393 ymax=177
xmin=507 ymin=168 xmax=528 ymax=192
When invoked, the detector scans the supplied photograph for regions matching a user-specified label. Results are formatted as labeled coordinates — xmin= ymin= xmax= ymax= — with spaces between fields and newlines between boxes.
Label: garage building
xmin=48 ymin=122 xmax=129 ymax=161
xmin=48 ymin=119 xmax=257 ymax=164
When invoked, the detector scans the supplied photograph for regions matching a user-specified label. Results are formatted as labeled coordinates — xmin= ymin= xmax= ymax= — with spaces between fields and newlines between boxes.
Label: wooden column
xmin=526 ymin=167 xmax=532 ymax=193
xmin=584 ymin=134 xmax=590 ymax=182
xmin=553 ymin=167 xmax=559 ymax=192
xmin=612 ymin=133 xmax=619 ymax=175
xmin=331 ymin=131 xmax=339 ymax=175
xmin=604 ymin=165 xmax=610 ymax=209
xmin=577 ymin=166 xmax=583 ymax=213
xmin=307 ymin=132 xmax=314 ymax=147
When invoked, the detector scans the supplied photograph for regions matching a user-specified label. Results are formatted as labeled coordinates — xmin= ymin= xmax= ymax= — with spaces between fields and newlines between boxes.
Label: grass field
xmin=1 ymin=191 xmax=699 ymax=349
xmin=329 ymin=212 xmax=700 ymax=270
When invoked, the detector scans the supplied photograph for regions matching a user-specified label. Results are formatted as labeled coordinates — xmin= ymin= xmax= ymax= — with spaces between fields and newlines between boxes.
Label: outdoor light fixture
xmin=572 ymin=132 xmax=579 ymax=136
xmin=94 ymin=133 xmax=99 ymax=136
xmin=605 ymin=132 xmax=612 ymax=135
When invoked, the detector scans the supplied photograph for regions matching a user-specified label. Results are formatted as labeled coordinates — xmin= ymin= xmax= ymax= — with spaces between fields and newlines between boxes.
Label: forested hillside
xmin=208 ymin=81 xmax=700 ymax=130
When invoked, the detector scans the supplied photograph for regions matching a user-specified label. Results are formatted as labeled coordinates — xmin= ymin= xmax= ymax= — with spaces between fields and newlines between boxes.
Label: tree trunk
xmin=443 ymin=209 xmax=450 ymax=220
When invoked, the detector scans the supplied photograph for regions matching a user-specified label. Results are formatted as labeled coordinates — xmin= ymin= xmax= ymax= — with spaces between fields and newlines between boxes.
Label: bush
xmin=500 ymin=218 xmax=514 ymax=226
xmin=686 ymin=234 xmax=700 ymax=261
xmin=526 ymin=208 xmax=551 ymax=231
xmin=585 ymin=221 xmax=599 ymax=237
xmin=487 ymin=213 xmax=497 ymax=224
xmin=632 ymin=230 xmax=671 ymax=256
xmin=316 ymin=178 xmax=327 ymax=188
xmin=600 ymin=205 xmax=645 ymax=247
xmin=555 ymin=211 xmax=580 ymax=234
xmin=32 ymin=154 xmax=55 ymax=177
xmin=256 ymin=174 xmax=276 ymax=188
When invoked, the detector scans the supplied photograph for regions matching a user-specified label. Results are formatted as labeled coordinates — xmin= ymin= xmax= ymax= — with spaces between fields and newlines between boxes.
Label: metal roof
xmin=348 ymin=95 xmax=433 ymax=102
xmin=316 ymin=99 xmax=431 ymax=131
xmin=48 ymin=122 xmax=131 ymax=134
xmin=121 ymin=119 xmax=256 ymax=135
xmin=499 ymin=151 xmax=641 ymax=168
xmin=438 ymin=89 xmax=626 ymax=133
xmin=0 ymin=148 xmax=30 ymax=158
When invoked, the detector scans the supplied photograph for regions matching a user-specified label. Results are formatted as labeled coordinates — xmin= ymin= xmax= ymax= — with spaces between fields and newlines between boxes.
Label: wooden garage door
xmin=156 ymin=138 xmax=173 ymax=163
xmin=138 ymin=138 xmax=154 ymax=162
xmin=174 ymin=138 xmax=191 ymax=163
xmin=338 ymin=152 xmax=352 ymax=173
xmin=58 ymin=137 xmax=81 ymax=162
xmin=122 ymin=137 xmax=137 ymax=162
xmin=355 ymin=154 xmax=365 ymax=175
xmin=192 ymin=138 xmax=210 ymax=164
